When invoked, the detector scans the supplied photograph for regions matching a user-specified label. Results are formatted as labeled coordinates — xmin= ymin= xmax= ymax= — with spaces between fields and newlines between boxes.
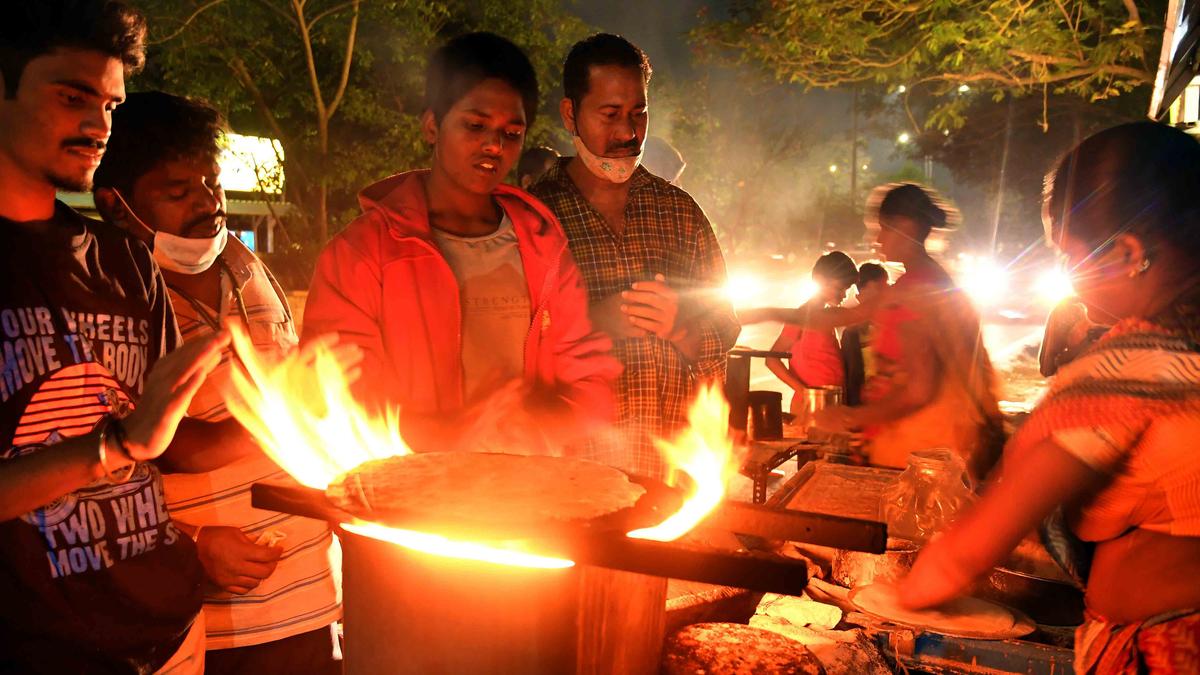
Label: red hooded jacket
xmin=303 ymin=170 xmax=619 ymax=429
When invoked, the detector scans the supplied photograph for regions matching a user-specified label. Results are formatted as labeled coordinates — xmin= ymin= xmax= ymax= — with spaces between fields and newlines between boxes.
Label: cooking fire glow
xmin=224 ymin=326 xmax=739 ymax=568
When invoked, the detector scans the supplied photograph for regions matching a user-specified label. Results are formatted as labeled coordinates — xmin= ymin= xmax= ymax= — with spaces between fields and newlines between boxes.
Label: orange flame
xmin=342 ymin=520 xmax=574 ymax=569
xmin=224 ymin=326 xmax=410 ymax=490
xmin=224 ymin=326 xmax=738 ymax=568
xmin=628 ymin=383 xmax=739 ymax=541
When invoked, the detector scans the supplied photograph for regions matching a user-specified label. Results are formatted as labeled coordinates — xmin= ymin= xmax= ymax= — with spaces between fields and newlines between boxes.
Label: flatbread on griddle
xmin=327 ymin=452 xmax=646 ymax=536
xmin=851 ymin=583 xmax=1026 ymax=638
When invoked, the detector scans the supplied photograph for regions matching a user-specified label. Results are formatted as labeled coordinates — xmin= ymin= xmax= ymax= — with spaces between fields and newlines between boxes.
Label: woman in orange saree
xmin=900 ymin=122 xmax=1200 ymax=674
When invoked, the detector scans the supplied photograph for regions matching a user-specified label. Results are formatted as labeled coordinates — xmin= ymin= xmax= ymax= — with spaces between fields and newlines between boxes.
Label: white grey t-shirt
xmin=432 ymin=215 xmax=531 ymax=398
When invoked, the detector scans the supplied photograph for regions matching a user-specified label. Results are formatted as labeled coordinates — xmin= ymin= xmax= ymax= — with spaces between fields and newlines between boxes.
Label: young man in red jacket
xmin=304 ymin=32 xmax=619 ymax=454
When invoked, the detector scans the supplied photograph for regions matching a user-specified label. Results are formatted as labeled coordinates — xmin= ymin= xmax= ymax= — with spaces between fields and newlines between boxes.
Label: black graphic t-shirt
xmin=0 ymin=203 xmax=203 ymax=674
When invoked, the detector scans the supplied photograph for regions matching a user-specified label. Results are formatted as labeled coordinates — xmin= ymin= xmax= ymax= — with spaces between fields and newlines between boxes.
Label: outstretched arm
xmin=899 ymin=439 xmax=1102 ymax=609
xmin=739 ymin=303 xmax=873 ymax=332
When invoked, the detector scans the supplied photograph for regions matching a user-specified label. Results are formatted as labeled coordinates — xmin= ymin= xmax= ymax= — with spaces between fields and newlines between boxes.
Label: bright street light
xmin=828 ymin=164 xmax=838 ymax=173
xmin=897 ymin=84 xmax=907 ymax=94
xmin=897 ymin=132 xmax=911 ymax=144
xmin=1034 ymin=267 xmax=1076 ymax=305
xmin=958 ymin=256 xmax=1010 ymax=307
xmin=724 ymin=273 xmax=767 ymax=308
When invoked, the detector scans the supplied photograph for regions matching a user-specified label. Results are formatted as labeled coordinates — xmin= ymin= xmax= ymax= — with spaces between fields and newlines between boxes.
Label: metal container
xmin=339 ymin=528 xmax=668 ymax=675
xmin=747 ymin=390 xmax=783 ymax=440
xmin=975 ymin=567 xmax=1085 ymax=627
xmin=794 ymin=386 xmax=845 ymax=434
xmin=831 ymin=538 xmax=919 ymax=588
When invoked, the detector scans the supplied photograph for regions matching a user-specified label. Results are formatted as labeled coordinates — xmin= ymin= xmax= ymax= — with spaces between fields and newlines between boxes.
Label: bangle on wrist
xmin=98 ymin=416 xmax=135 ymax=484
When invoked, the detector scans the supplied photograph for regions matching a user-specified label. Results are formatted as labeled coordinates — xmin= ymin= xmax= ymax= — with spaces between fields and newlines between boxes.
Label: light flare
xmin=1034 ymin=267 xmax=1075 ymax=305
xmin=628 ymin=383 xmax=741 ymax=541
xmin=724 ymin=273 xmax=767 ymax=307
xmin=796 ymin=279 xmax=821 ymax=306
xmin=958 ymin=256 xmax=1010 ymax=307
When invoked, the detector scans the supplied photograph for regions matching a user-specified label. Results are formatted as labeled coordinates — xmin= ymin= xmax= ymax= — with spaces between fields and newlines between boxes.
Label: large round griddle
xmin=326 ymin=452 xmax=688 ymax=542
xmin=848 ymin=585 xmax=1036 ymax=640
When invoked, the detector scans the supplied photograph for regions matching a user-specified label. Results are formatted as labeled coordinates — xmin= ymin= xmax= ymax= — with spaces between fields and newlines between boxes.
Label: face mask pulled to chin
xmin=109 ymin=188 xmax=228 ymax=275
xmin=572 ymin=136 xmax=643 ymax=184
xmin=153 ymin=226 xmax=228 ymax=274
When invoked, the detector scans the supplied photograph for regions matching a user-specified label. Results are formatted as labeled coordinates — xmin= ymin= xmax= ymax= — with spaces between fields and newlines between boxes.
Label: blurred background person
xmin=741 ymin=184 xmax=1003 ymax=480
xmin=764 ymin=251 xmax=858 ymax=416
xmin=901 ymin=121 xmax=1200 ymax=675
xmin=841 ymin=262 xmax=890 ymax=407
xmin=515 ymin=145 xmax=558 ymax=189
xmin=642 ymin=135 xmax=686 ymax=184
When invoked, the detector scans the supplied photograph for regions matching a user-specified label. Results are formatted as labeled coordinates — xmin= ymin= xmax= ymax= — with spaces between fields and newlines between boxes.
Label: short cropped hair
xmin=93 ymin=91 xmax=226 ymax=196
xmin=857 ymin=262 xmax=889 ymax=288
xmin=812 ymin=251 xmax=859 ymax=288
xmin=563 ymin=33 xmax=652 ymax=108
xmin=0 ymin=0 xmax=146 ymax=98
xmin=425 ymin=32 xmax=539 ymax=127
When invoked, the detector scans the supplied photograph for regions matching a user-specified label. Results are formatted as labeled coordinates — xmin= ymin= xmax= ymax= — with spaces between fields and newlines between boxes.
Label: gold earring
xmin=1128 ymin=259 xmax=1151 ymax=278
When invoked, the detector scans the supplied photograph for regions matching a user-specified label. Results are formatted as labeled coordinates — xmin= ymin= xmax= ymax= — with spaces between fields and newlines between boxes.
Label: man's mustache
xmin=183 ymin=211 xmax=226 ymax=237
xmin=62 ymin=138 xmax=105 ymax=151
xmin=605 ymin=137 xmax=643 ymax=156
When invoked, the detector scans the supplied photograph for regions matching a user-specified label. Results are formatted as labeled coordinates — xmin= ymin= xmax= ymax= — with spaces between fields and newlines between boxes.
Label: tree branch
xmin=292 ymin=0 xmax=328 ymax=120
xmin=308 ymin=0 xmax=358 ymax=29
xmin=225 ymin=54 xmax=312 ymax=189
xmin=325 ymin=0 xmax=360 ymax=121
xmin=251 ymin=0 xmax=300 ymax=29
xmin=1121 ymin=0 xmax=1141 ymax=26
xmin=1007 ymin=49 xmax=1085 ymax=66
xmin=149 ymin=0 xmax=232 ymax=45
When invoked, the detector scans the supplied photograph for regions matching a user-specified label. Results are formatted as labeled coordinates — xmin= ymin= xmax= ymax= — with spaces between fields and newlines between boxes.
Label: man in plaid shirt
xmin=531 ymin=34 xmax=740 ymax=479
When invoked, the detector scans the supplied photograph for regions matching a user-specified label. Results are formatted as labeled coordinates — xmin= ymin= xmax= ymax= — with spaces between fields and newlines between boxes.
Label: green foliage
xmin=695 ymin=0 xmax=1164 ymax=130
xmin=134 ymin=0 xmax=590 ymax=247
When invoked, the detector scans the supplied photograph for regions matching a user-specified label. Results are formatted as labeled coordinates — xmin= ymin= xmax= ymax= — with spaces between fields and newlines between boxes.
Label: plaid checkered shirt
xmin=531 ymin=160 xmax=740 ymax=478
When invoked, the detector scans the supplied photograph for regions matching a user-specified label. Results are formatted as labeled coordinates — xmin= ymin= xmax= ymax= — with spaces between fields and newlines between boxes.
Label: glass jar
xmin=880 ymin=448 xmax=976 ymax=543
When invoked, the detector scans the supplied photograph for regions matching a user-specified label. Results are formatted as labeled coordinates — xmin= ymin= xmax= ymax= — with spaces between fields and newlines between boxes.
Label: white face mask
xmin=110 ymin=188 xmax=228 ymax=274
xmin=152 ymin=226 xmax=228 ymax=274
xmin=572 ymin=135 xmax=643 ymax=184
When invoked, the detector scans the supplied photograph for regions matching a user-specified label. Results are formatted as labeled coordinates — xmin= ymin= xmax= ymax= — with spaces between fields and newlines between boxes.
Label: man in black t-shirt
xmin=0 ymin=3 xmax=244 ymax=672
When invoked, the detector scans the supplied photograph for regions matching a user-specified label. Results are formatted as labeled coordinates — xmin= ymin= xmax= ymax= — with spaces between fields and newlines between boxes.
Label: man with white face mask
xmin=530 ymin=34 xmax=740 ymax=480
xmin=93 ymin=92 xmax=341 ymax=675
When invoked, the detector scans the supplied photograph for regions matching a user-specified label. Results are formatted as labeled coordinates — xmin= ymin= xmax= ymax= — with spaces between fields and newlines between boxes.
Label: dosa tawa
xmin=326 ymin=452 xmax=649 ymax=539
xmin=849 ymin=583 xmax=1035 ymax=640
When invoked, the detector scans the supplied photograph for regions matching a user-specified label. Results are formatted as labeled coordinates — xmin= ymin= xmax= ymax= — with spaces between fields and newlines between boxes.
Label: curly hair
xmin=0 ymin=0 xmax=146 ymax=98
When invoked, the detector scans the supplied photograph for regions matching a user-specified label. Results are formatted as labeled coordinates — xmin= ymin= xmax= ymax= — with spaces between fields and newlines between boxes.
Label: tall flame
xmin=224 ymin=326 xmax=739 ymax=567
xmin=224 ymin=326 xmax=411 ymax=489
xmin=628 ymin=383 xmax=740 ymax=541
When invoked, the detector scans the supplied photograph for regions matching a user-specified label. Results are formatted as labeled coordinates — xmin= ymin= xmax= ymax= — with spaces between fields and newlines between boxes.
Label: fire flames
xmin=627 ymin=384 xmax=739 ymax=542
xmin=224 ymin=325 xmax=739 ymax=568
